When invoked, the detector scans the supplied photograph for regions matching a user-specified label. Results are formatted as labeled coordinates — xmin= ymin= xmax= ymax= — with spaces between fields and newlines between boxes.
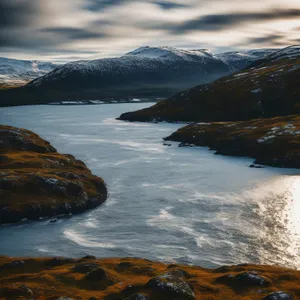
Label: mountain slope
xmin=119 ymin=45 xmax=300 ymax=122
xmin=0 ymin=46 xmax=273 ymax=107
xmin=0 ymin=57 xmax=57 ymax=89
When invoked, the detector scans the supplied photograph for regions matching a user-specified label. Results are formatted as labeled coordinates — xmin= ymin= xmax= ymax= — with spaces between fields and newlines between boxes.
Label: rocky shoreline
xmin=165 ymin=115 xmax=300 ymax=169
xmin=0 ymin=125 xmax=107 ymax=224
xmin=0 ymin=256 xmax=299 ymax=299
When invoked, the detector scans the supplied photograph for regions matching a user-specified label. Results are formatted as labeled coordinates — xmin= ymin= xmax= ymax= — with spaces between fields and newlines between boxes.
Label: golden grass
xmin=0 ymin=256 xmax=299 ymax=299
xmin=0 ymin=125 xmax=107 ymax=224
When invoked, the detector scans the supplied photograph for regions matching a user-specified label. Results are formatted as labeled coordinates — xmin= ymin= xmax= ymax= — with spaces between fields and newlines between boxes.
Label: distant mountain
xmin=0 ymin=57 xmax=57 ymax=89
xmin=0 ymin=46 xmax=273 ymax=107
xmin=119 ymin=45 xmax=300 ymax=122
xmin=215 ymin=49 xmax=275 ymax=72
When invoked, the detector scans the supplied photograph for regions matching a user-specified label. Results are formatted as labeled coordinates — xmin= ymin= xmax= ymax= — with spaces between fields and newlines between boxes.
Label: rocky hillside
xmin=165 ymin=115 xmax=300 ymax=168
xmin=0 ymin=57 xmax=57 ymax=89
xmin=119 ymin=45 xmax=300 ymax=123
xmin=0 ymin=46 xmax=273 ymax=107
xmin=0 ymin=125 xmax=107 ymax=224
xmin=0 ymin=256 xmax=298 ymax=299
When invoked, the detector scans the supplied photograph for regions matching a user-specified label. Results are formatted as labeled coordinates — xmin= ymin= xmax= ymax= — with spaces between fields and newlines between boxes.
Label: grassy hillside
xmin=119 ymin=46 xmax=300 ymax=123
xmin=165 ymin=115 xmax=300 ymax=168
xmin=0 ymin=256 xmax=299 ymax=299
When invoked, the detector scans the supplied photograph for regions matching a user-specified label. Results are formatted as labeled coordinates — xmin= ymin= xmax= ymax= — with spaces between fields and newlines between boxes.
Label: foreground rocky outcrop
xmin=0 ymin=125 xmax=107 ymax=224
xmin=165 ymin=115 xmax=300 ymax=168
xmin=118 ymin=45 xmax=300 ymax=123
xmin=0 ymin=256 xmax=299 ymax=299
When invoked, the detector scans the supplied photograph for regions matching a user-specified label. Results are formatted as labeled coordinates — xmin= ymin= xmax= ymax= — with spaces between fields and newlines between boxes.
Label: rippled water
xmin=0 ymin=103 xmax=299 ymax=269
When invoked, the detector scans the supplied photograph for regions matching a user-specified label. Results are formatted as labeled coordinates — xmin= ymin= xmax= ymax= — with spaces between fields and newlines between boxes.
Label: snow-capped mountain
xmin=119 ymin=45 xmax=300 ymax=123
xmin=0 ymin=46 xmax=276 ymax=106
xmin=0 ymin=57 xmax=57 ymax=89
xmin=215 ymin=49 xmax=275 ymax=71
xmin=28 ymin=46 xmax=230 ymax=89
xmin=125 ymin=46 xmax=215 ymax=60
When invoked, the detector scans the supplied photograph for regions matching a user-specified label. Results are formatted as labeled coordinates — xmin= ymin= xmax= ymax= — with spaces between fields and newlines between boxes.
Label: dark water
xmin=0 ymin=103 xmax=299 ymax=269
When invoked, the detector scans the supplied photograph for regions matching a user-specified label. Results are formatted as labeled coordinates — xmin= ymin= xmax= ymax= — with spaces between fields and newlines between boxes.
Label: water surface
xmin=0 ymin=103 xmax=299 ymax=269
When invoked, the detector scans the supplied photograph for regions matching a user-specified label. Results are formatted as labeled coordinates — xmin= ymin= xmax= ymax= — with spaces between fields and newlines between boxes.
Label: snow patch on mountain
xmin=0 ymin=57 xmax=58 ymax=87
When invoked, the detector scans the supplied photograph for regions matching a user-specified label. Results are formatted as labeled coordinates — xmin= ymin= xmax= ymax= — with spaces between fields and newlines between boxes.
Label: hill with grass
xmin=119 ymin=46 xmax=300 ymax=123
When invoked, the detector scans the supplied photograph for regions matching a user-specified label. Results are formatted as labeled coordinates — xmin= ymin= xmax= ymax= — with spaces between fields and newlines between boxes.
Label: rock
xmin=235 ymin=272 xmax=270 ymax=287
xmin=216 ymin=272 xmax=270 ymax=289
xmin=45 ymin=257 xmax=76 ymax=267
xmin=117 ymin=261 xmax=134 ymax=270
xmin=178 ymin=142 xmax=193 ymax=148
xmin=146 ymin=274 xmax=195 ymax=299
xmin=123 ymin=293 xmax=147 ymax=300
xmin=50 ymin=218 xmax=58 ymax=223
xmin=166 ymin=269 xmax=192 ymax=279
xmin=85 ymin=267 xmax=109 ymax=281
xmin=1 ymin=260 xmax=24 ymax=269
xmin=19 ymin=285 xmax=34 ymax=297
xmin=250 ymin=164 xmax=264 ymax=168
xmin=81 ymin=255 xmax=97 ymax=260
xmin=0 ymin=285 xmax=34 ymax=298
xmin=88 ymin=297 xmax=98 ymax=300
xmin=72 ymin=263 xmax=99 ymax=273
xmin=213 ymin=266 xmax=231 ymax=273
xmin=262 ymin=291 xmax=294 ymax=300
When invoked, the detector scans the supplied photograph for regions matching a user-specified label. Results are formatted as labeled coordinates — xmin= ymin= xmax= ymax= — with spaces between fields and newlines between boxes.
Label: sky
xmin=1 ymin=0 xmax=300 ymax=62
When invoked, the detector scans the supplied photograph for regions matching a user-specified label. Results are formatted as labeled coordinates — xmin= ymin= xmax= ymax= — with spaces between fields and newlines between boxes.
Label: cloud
xmin=83 ymin=0 xmax=128 ymax=11
xmin=0 ymin=0 xmax=299 ymax=62
xmin=41 ymin=27 xmax=106 ymax=40
xmin=83 ymin=0 xmax=188 ymax=11
xmin=0 ymin=0 xmax=38 ymax=29
xmin=154 ymin=1 xmax=188 ymax=10
xmin=170 ymin=9 xmax=300 ymax=33
xmin=247 ymin=34 xmax=283 ymax=45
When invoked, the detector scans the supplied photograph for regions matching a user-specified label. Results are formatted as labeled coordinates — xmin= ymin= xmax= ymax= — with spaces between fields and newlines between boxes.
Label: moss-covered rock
xmin=0 ymin=125 xmax=107 ymax=224
xmin=165 ymin=115 xmax=300 ymax=168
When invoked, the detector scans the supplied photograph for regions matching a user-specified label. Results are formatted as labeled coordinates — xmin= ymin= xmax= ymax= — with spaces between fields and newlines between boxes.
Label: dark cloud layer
xmin=41 ymin=27 xmax=106 ymax=40
xmin=171 ymin=9 xmax=300 ymax=33
xmin=0 ymin=0 xmax=38 ymax=29
xmin=83 ymin=0 xmax=187 ymax=11
xmin=247 ymin=34 xmax=283 ymax=44
xmin=0 ymin=0 xmax=299 ymax=61
xmin=83 ymin=0 xmax=126 ymax=11
xmin=154 ymin=1 xmax=188 ymax=10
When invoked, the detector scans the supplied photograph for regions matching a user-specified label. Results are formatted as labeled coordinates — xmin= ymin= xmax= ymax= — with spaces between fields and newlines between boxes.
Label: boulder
xmin=123 ymin=293 xmax=147 ymax=300
xmin=262 ymin=291 xmax=294 ymax=300
xmin=72 ymin=263 xmax=99 ymax=274
xmin=146 ymin=274 xmax=195 ymax=299
xmin=85 ymin=267 xmax=110 ymax=281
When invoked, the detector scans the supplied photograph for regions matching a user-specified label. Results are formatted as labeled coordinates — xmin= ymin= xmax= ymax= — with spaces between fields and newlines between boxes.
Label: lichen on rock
xmin=0 ymin=125 xmax=107 ymax=224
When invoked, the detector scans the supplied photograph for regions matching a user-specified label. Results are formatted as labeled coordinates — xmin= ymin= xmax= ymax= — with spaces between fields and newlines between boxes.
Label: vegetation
xmin=165 ymin=115 xmax=300 ymax=168
xmin=119 ymin=47 xmax=300 ymax=123
xmin=0 ymin=125 xmax=107 ymax=224
xmin=0 ymin=256 xmax=299 ymax=299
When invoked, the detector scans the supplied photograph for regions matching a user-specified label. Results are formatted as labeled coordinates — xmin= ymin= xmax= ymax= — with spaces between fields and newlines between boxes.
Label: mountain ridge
xmin=119 ymin=45 xmax=300 ymax=123
xmin=0 ymin=57 xmax=58 ymax=89
xmin=0 ymin=46 xmax=275 ymax=107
